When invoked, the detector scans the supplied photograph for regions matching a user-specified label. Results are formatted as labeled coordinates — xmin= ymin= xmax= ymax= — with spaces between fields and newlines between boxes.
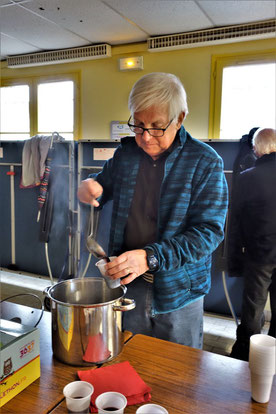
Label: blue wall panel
xmin=0 ymin=141 xmax=71 ymax=279
xmin=0 ymin=165 xmax=12 ymax=266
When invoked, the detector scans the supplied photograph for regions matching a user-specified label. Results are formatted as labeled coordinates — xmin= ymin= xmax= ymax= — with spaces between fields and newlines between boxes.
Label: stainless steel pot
xmin=44 ymin=278 xmax=135 ymax=366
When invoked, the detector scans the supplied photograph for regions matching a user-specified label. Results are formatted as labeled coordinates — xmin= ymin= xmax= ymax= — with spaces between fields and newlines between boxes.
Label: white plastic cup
xmin=95 ymin=391 xmax=127 ymax=414
xmin=249 ymin=334 xmax=276 ymax=376
xmin=136 ymin=404 xmax=169 ymax=414
xmin=250 ymin=372 xmax=274 ymax=403
xmin=95 ymin=256 xmax=121 ymax=289
xmin=63 ymin=381 xmax=94 ymax=413
xmin=249 ymin=334 xmax=276 ymax=403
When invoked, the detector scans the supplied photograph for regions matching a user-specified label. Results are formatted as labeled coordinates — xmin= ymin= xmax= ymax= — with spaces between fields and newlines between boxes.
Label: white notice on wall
xmin=110 ymin=121 xmax=135 ymax=141
xmin=94 ymin=148 xmax=116 ymax=161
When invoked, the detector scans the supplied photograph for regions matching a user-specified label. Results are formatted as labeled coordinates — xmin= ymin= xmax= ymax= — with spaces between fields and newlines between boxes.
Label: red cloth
xmin=78 ymin=361 xmax=151 ymax=412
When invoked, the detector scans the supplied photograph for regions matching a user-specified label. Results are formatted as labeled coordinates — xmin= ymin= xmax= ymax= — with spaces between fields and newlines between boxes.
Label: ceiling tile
xmin=0 ymin=0 xmax=12 ymax=6
xmin=0 ymin=32 xmax=41 ymax=57
xmin=1 ymin=4 xmax=91 ymax=51
xmin=104 ymin=0 xmax=213 ymax=35
xmin=198 ymin=0 xmax=276 ymax=26
xmin=22 ymin=0 xmax=147 ymax=45
xmin=0 ymin=0 xmax=35 ymax=6
xmin=12 ymin=0 xmax=35 ymax=3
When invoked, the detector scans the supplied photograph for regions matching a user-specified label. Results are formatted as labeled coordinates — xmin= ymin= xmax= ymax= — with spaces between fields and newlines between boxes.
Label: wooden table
xmin=1 ymin=302 xmax=275 ymax=414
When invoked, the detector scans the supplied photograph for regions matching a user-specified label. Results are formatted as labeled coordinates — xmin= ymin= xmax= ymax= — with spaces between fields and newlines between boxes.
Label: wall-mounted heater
xmin=148 ymin=19 xmax=276 ymax=52
xmin=7 ymin=44 xmax=112 ymax=68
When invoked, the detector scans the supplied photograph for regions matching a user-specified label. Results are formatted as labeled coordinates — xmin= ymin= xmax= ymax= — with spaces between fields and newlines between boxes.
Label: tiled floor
xmin=203 ymin=312 xmax=270 ymax=356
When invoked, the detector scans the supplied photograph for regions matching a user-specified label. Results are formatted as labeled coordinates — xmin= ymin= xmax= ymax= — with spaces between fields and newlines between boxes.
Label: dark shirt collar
xmin=256 ymin=152 xmax=276 ymax=166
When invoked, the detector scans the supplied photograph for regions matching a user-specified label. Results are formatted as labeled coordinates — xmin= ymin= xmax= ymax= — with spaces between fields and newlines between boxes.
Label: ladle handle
xmin=89 ymin=205 xmax=100 ymax=238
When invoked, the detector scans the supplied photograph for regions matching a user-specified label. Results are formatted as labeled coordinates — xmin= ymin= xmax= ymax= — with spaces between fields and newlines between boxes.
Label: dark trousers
xmin=231 ymin=260 xmax=276 ymax=360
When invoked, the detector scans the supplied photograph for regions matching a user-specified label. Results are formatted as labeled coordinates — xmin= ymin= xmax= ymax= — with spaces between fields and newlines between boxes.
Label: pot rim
xmin=45 ymin=277 xmax=127 ymax=308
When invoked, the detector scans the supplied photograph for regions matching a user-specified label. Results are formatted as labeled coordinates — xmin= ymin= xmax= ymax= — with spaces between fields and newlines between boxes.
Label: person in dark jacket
xmin=228 ymin=127 xmax=276 ymax=361
xmin=78 ymin=72 xmax=228 ymax=348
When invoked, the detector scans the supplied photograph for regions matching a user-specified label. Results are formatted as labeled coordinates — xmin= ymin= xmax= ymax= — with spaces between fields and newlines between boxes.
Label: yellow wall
xmin=1 ymin=38 xmax=275 ymax=140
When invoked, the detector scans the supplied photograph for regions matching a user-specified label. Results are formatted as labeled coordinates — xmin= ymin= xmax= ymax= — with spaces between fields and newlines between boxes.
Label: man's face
xmin=133 ymin=105 xmax=183 ymax=160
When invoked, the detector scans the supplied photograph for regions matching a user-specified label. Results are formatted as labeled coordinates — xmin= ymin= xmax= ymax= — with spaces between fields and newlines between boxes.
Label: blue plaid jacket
xmin=92 ymin=126 xmax=228 ymax=314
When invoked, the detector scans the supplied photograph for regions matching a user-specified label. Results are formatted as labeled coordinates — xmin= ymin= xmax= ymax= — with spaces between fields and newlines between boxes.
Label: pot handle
xmin=43 ymin=285 xmax=51 ymax=298
xmin=113 ymin=298 xmax=136 ymax=312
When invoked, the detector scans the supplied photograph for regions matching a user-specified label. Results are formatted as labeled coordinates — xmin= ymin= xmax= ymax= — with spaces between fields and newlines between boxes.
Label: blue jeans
xmin=123 ymin=276 xmax=204 ymax=349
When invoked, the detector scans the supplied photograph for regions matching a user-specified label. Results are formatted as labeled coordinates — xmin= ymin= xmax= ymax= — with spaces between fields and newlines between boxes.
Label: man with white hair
xmin=229 ymin=127 xmax=276 ymax=360
xmin=78 ymin=72 xmax=228 ymax=348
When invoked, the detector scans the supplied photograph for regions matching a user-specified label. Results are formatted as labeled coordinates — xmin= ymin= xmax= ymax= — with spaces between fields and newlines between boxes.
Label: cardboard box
xmin=0 ymin=319 xmax=40 ymax=407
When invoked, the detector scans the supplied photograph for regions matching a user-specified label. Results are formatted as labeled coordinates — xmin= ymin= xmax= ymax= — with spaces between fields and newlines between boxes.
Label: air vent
xmin=7 ymin=44 xmax=112 ymax=68
xmin=148 ymin=20 xmax=276 ymax=51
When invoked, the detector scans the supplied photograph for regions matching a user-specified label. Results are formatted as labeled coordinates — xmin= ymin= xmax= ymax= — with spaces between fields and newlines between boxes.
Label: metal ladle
xmin=86 ymin=206 xmax=121 ymax=289
xmin=86 ymin=205 xmax=110 ymax=262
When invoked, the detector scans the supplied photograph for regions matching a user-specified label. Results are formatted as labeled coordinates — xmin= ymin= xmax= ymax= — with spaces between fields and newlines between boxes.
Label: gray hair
xmin=128 ymin=72 xmax=188 ymax=121
xmin=253 ymin=128 xmax=276 ymax=156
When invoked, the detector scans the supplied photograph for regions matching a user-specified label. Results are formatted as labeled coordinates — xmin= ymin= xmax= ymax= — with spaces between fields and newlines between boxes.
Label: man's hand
xmin=77 ymin=178 xmax=103 ymax=207
xmin=105 ymin=249 xmax=149 ymax=285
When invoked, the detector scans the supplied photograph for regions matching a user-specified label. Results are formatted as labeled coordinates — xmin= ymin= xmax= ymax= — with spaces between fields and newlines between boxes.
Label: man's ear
xmin=176 ymin=112 xmax=185 ymax=128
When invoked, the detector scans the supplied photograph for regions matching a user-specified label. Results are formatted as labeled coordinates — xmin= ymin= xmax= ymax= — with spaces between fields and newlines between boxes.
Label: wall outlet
xmin=0 ymin=147 xmax=3 ymax=158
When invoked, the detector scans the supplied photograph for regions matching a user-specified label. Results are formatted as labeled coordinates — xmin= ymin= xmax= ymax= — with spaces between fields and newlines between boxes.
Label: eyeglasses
xmin=127 ymin=116 xmax=173 ymax=137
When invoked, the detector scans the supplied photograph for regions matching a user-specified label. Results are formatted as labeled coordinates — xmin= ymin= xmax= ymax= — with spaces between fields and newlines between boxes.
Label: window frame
xmin=0 ymin=73 xmax=79 ymax=140
xmin=208 ymin=49 xmax=275 ymax=139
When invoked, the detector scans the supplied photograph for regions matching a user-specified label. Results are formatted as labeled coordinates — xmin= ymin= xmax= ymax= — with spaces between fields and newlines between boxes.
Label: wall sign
xmin=93 ymin=148 xmax=116 ymax=161
xmin=110 ymin=121 xmax=135 ymax=141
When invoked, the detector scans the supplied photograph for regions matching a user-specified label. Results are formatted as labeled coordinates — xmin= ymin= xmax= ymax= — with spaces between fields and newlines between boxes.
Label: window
xmin=209 ymin=51 xmax=276 ymax=139
xmin=0 ymin=75 xmax=78 ymax=140
xmin=0 ymin=84 xmax=30 ymax=140
xmin=37 ymin=80 xmax=74 ymax=139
